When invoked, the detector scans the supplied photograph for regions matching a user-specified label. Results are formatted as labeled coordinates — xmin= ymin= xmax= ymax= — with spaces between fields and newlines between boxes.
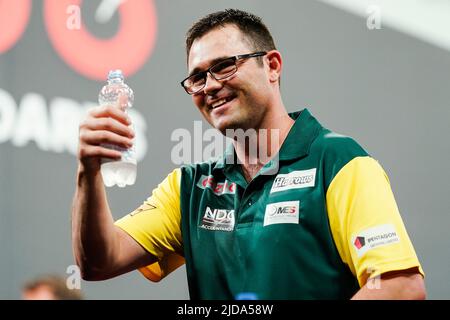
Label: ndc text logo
xmin=200 ymin=207 xmax=235 ymax=232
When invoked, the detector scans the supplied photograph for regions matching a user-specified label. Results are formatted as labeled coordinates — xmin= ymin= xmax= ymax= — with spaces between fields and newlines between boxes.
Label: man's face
xmin=187 ymin=25 xmax=271 ymax=134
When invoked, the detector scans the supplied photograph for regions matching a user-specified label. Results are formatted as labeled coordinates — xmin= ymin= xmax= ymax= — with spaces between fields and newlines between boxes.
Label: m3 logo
xmin=264 ymin=201 xmax=299 ymax=226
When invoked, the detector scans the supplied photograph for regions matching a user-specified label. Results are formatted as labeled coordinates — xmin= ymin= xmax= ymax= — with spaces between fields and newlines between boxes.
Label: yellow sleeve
xmin=114 ymin=168 xmax=185 ymax=282
xmin=326 ymin=156 xmax=424 ymax=286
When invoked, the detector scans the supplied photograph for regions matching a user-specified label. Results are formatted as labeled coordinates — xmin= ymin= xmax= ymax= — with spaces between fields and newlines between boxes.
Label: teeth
xmin=212 ymin=98 xmax=227 ymax=109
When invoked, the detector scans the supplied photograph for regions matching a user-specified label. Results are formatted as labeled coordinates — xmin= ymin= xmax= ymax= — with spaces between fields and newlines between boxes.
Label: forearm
xmin=72 ymin=164 xmax=118 ymax=276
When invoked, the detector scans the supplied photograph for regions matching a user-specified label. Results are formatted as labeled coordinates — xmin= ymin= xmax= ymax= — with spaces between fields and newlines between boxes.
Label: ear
xmin=265 ymin=50 xmax=282 ymax=83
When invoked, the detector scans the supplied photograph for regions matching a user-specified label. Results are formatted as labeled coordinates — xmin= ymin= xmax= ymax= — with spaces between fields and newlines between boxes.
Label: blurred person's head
xmin=22 ymin=275 xmax=83 ymax=300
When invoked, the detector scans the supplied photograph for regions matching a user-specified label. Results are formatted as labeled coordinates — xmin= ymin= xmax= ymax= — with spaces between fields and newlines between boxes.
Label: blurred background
xmin=0 ymin=0 xmax=449 ymax=299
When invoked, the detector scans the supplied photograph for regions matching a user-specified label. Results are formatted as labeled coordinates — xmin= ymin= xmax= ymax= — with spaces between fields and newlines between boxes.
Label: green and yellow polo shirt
xmin=115 ymin=108 xmax=424 ymax=299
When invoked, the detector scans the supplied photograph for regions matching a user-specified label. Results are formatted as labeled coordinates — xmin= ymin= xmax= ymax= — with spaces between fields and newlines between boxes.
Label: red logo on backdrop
xmin=44 ymin=0 xmax=157 ymax=80
xmin=0 ymin=0 xmax=32 ymax=53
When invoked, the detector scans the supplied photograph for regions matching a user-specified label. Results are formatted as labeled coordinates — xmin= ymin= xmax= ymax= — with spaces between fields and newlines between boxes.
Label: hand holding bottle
xmin=97 ymin=70 xmax=137 ymax=187
xmin=77 ymin=71 xmax=135 ymax=186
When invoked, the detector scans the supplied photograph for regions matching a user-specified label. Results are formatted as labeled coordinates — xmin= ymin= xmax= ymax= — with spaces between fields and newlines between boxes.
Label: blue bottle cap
xmin=108 ymin=69 xmax=124 ymax=81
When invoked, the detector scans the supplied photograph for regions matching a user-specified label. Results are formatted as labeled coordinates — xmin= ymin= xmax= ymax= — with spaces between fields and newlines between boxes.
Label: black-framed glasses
xmin=181 ymin=51 xmax=267 ymax=94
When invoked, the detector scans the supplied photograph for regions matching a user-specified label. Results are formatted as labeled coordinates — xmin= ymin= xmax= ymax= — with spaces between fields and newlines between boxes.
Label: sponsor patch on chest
xmin=264 ymin=201 xmax=300 ymax=226
xmin=200 ymin=207 xmax=235 ymax=232
xmin=270 ymin=169 xmax=316 ymax=193
xmin=197 ymin=175 xmax=236 ymax=195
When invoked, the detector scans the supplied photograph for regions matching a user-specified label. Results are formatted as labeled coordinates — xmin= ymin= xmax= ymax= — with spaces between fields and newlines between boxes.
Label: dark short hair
xmin=185 ymin=9 xmax=276 ymax=60
xmin=23 ymin=275 xmax=83 ymax=300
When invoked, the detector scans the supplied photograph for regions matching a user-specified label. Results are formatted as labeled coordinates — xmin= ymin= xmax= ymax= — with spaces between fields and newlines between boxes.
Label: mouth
xmin=209 ymin=95 xmax=236 ymax=111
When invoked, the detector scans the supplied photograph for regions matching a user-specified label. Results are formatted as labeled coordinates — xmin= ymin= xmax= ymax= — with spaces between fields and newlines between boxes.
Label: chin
xmin=212 ymin=121 xmax=230 ymax=135
xmin=208 ymin=108 xmax=250 ymax=134
xmin=214 ymin=120 xmax=249 ymax=136
xmin=210 ymin=117 xmax=231 ymax=134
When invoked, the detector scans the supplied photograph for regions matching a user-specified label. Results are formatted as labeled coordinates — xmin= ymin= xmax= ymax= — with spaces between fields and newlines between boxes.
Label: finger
xmin=88 ymin=105 xmax=131 ymax=126
xmin=78 ymin=145 xmax=123 ymax=160
xmin=80 ymin=130 xmax=134 ymax=149
xmin=81 ymin=117 xmax=135 ymax=139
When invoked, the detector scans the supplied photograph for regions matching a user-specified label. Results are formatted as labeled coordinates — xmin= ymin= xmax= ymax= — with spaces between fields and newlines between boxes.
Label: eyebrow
xmin=188 ymin=55 xmax=232 ymax=77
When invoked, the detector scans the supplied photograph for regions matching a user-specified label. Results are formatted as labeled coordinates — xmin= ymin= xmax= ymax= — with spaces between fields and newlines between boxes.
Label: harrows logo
xmin=200 ymin=207 xmax=235 ymax=232
xmin=270 ymin=169 xmax=316 ymax=193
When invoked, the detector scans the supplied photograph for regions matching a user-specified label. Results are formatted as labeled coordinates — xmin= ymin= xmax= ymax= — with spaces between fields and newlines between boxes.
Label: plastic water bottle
xmin=99 ymin=70 xmax=136 ymax=187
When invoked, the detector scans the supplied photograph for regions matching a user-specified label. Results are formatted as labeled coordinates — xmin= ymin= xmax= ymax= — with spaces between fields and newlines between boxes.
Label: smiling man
xmin=72 ymin=9 xmax=425 ymax=299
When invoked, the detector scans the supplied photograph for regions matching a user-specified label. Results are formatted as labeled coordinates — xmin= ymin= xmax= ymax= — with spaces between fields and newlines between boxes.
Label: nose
xmin=202 ymin=72 xmax=223 ymax=95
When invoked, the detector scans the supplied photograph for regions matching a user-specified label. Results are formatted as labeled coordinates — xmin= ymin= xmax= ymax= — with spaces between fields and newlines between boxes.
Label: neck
xmin=232 ymin=103 xmax=294 ymax=181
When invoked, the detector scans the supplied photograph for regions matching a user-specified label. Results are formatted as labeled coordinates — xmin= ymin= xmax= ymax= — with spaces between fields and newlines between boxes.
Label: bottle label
xmin=101 ymin=143 xmax=137 ymax=165
xmin=121 ymin=147 xmax=137 ymax=164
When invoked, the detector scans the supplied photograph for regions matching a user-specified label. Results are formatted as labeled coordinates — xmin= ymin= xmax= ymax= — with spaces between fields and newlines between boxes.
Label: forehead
xmin=188 ymin=25 xmax=253 ymax=72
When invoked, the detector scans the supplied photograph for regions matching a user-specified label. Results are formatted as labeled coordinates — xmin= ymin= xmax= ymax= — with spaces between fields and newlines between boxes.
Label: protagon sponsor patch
xmin=352 ymin=224 xmax=400 ymax=257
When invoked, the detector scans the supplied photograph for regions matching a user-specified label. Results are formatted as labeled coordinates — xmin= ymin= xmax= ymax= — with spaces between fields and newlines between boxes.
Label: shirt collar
xmin=279 ymin=108 xmax=323 ymax=161
xmin=213 ymin=108 xmax=323 ymax=172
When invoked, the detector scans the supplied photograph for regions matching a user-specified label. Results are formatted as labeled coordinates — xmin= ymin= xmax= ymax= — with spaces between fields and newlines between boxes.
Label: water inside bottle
xmin=101 ymin=161 xmax=137 ymax=188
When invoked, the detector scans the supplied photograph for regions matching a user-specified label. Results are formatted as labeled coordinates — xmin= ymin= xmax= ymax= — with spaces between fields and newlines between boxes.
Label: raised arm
xmin=72 ymin=105 xmax=156 ymax=281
